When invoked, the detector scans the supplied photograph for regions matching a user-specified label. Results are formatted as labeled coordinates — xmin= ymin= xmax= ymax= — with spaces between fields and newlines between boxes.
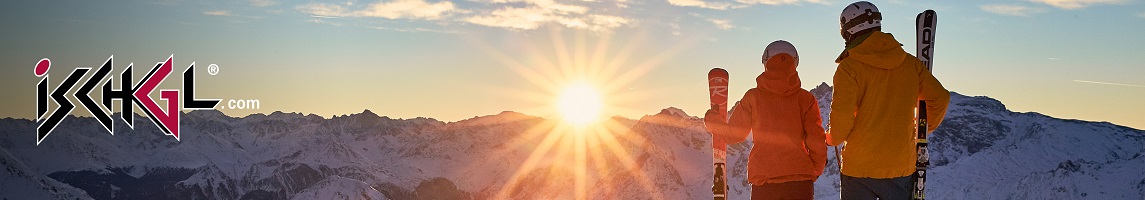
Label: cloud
xmin=296 ymin=0 xmax=631 ymax=31
xmin=204 ymin=10 xmax=233 ymax=16
xmin=359 ymin=0 xmax=458 ymax=20
xmin=1137 ymin=12 xmax=1145 ymax=19
xmin=734 ymin=0 xmax=827 ymax=6
xmin=980 ymin=4 xmax=1046 ymax=16
xmin=464 ymin=7 xmax=628 ymax=31
xmin=669 ymin=21 xmax=682 ymax=36
xmin=373 ymin=26 xmax=464 ymax=34
xmin=668 ymin=0 xmax=733 ymax=10
xmin=708 ymin=18 xmax=734 ymax=29
xmin=203 ymin=10 xmax=264 ymax=23
xmin=250 ymin=0 xmax=277 ymax=7
xmin=307 ymin=18 xmax=343 ymax=26
xmin=463 ymin=0 xmax=630 ymax=31
xmin=298 ymin=0 xmax=458 ymax=20
xmin=1073 ymin=80 xmax=1145 ymax=88
xmin=689 ymin=13 xmax=734 ymax=29
xmin=488 ymin=0 xmax=588 ymax=13
xmin=668 ymin=0 xmax=825 ymax=9
xmin=614 ymin=0 xmax=631 ymax=8
xmin=1028 ymin=0 xmax=1127 ymax=10
xmin=298 ymin=3 xmax=353 ymax=17
xmin=465 ymin=7 xmax=551 ymax=30
xmin=588 ymin=15 xmax=630 ymax=29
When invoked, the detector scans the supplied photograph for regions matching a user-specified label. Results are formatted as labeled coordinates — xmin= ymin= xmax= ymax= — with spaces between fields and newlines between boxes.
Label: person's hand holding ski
xmin=704 ymin=108 xmax=725 ymax=137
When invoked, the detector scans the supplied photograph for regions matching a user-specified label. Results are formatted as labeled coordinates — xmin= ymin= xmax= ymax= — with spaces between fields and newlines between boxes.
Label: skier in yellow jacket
xmin=829 ymin=2 xmax=950 ymax=200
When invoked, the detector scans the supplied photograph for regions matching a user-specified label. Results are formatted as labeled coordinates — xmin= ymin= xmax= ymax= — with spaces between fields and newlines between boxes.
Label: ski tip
xmin=919 ymin=10 xmax=936 ymax=17
xmin=708 ymin=68 xmax=728 ymax=76
xmin=916 ymin=10 xmax=937 ymax=23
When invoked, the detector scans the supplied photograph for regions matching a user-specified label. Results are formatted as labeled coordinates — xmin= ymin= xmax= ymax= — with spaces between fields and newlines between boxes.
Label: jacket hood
xmin=837 ymin=31 xmax=908 ymax=69
xmin=758 ymin=53 xmax=801 ymax=96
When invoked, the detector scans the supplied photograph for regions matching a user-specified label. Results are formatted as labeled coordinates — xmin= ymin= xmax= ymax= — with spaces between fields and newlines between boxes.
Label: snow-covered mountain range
xmin=1 ymin=82 xmax=1141 ymax=200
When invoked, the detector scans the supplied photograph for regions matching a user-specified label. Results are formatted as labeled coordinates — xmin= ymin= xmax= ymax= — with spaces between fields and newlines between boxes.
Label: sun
xmin=468 ymin=27 xmax=696 ymax=199
xmin=556 ymin=82 xmax=604 ymax=126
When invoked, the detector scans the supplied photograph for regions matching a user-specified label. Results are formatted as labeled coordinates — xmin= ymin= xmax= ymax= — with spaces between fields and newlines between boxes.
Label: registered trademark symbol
xmin=207 ymin=64 xmax=219 ymax=75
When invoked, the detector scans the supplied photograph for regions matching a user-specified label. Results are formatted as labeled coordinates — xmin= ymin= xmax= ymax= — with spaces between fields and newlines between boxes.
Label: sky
xmin=1 ymin=0 xmax=1143 ymax=129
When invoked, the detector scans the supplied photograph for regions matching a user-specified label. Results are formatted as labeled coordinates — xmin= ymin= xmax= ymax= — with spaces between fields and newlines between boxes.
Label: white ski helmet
xmin=840 ymin=1 xmax=881 ymax=40
xmin=762 ymin=40 xmax=798 ymax=67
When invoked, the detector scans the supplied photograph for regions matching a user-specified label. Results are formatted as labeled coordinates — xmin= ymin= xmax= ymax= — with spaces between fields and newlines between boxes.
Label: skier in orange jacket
xmin=705 ymin=40 xmax=827 ymax=200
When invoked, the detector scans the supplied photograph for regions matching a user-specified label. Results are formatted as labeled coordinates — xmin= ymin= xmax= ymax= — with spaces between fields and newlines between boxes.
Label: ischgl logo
xmin=33 ymin=55 xmax=219 ymax=145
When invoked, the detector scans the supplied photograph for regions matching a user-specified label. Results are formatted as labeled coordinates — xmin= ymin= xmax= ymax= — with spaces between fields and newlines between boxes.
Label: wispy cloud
xmin=614 ymin=0 xmax=631 ymax=8
xmin=298 ymin=0 xmax=458 ymax=20
xmin=981 ymin=4 xmax=1046 ymax=16
xmin=668 ymin=0 xmax=733 ymax=10
xmin=296 ymin=0 xmax=627 ymax=31
xmin=359 ymin=0 xmax=458 ymax=20
xmin=463 ymin=0 xmax=630 ymax=31
xmin=307 ymin=18 xmax=343 ymax=26
xmin=1028 ymin=0 xmax=1127 ymax=10
xmin=689 ymin=13 xmax=733 ymax=30
xmin=297 ymin=3 xmax=349 ymax=18
xmin=734 ymin=0 xmax=828 ymax=6
xmin=669 ymin=21 xmax=682 ymax=36
xmin=203 ymin=10 xmax=266 ymax=24
xmin=373 ymin=26 xmax=463 ymax=34
xmin=464 ymin=7 xmax=629 ymax=31
xmin=487 ymin=0 xmax=588 ymax=13
xmin=250 ymin=0 xmax=277 ymax=7
xmin=709 ymin=18 xmax=734 ymax=29
xmin=465 ymin=7 xmax=556 ymax=30
xmin=668 ymin=0 xmax=825 ymax=10
xmin=1073 ymin=80 xmax=1145 ymax=88
xmin=310 ymin=15 xmax=341 ymax=19
xmin=204 ymin=10 xmax=233 ymax=17
xmin=1137 ymin=12 xmax=1145 ymax=19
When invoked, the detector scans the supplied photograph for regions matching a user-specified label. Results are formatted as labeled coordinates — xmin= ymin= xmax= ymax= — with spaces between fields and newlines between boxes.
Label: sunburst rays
xmin=462 ymin=26 xmax=701 ymax=199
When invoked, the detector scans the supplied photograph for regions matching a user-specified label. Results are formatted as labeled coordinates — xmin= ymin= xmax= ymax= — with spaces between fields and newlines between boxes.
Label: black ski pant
xmin=840 ymin=174 xmax=911 ymax=200
xmin=750 ymin=180 xmax=814 ymax=200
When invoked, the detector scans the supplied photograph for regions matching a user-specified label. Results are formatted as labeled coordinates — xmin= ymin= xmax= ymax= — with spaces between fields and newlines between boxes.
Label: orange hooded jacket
xmin=828 ymin=31 xmax=950 ymax=178
xmin=706 ymin=53 xmax=828 ymax=185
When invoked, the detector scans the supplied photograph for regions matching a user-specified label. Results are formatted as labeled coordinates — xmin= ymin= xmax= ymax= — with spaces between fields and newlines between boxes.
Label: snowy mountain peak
xmin=813 ymin=82 xmax=831 ymax=91
xmin=0 ymin=147 xmax=92 ymax=200
xmin=950 ymin=92 xmax=1008 ymax=113
xmin=495 ymin=110 xmax=529 ymax=118
xmin=449 ymin=110 xmax=540 ymax=127
xmin=656 ymin=107 xmax=696 ymax=119
xmin=185 ymin=109 xmax=229 ymax=119
xmin=810 ymin=82 xmax=833 ymax=98
xmin=359 ymin=109 xmax=380 ymax=118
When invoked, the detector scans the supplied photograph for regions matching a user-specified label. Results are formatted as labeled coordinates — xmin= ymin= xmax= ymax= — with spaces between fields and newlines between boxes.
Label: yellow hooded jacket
xmin=828 ymin=31 xmax=950 ymax=178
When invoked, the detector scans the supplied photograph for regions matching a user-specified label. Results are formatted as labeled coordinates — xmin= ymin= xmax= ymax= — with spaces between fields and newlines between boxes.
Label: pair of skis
xmin=913 ymin=9 xmax=937 ymax=200
xmin=708 ymin=10 xmax=938 ymax=200
xmin=707 ymin=68 xmax=729 ymax=200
